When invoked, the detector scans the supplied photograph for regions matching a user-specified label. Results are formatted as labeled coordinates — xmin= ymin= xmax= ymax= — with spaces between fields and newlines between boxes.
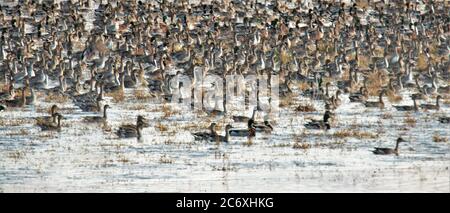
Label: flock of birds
xmin=0 ymin=0 xmax=449 ymax=156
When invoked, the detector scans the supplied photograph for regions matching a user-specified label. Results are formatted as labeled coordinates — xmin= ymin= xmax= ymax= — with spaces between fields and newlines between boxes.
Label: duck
xmin=372 ymin=137 xmax=407 ymax=156
xmin=83 ymin=104 xmax=110 ymax=123
xmin=420 ymin=95 xmax=442 ymax=110
xmin=38 ymin=113 xmax=63 ymax=131
xmin=116 ymin=115 xmax=147 ymax=140
xmin=393 ymin=96 xmax=418 ymax=112
xmin=304 ymin=111 xmax=332 ymax=130
xmin=228 ymin=119 xmax=256 ymax=138
xmin=364 ymin=90 xmax=385 ymax=109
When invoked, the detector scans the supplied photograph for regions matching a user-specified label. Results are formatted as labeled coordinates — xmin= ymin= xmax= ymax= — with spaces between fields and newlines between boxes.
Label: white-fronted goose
xmin=372 ymin=137 xmax=407 ymax=155
xmin=364 ymin=90 xmax=385 ymax=109
xmin=83 ymin=104 xmax=110 ymax=123
xmin=304 ymin=111 xmax=332 ymax=130
xmin=393 ymin=96 xmax=418 ymax=112
xmin=420 ymin=95 xmax=442 ymax=110
xmin=116 ymin=115 xmax=147 ymax=140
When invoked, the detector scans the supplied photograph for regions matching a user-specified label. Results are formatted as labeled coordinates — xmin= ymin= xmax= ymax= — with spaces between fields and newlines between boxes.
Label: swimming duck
xmin=372 ymin=137 xmax=407 ymax=156
xmin=304 ymin=111 xmax=332 ymax=130
xmin=420 ymin=95 xmax=442 ymax=110
xmin=116 ymin=115 xmax=147 ymax=140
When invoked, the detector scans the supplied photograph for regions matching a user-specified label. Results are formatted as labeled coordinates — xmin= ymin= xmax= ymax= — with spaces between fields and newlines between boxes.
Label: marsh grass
xmin=5 ymin=129 xmax=29 ymax=136
xmin=162 ymin=104 xmax=177 ymax=118
xmin=293 ymin=142 xmax=311 ymax=149
xmin=44 ymin=92 xmax=68 ymax=103
xmin=433 ymin=133 xmax=448 ymax=143
xmin=332 ymin=129 xmax=378 ymax=139
xmin=159 ymin=154 xmax=174 ymax=164
xmin=404 ymin=115 xmax=417 ymax=127
xmin=0 ymin=118 xmax=29 ymax=126
xmin=295 ymin=103 xmax=316 ymax=112
xmin=381 ymin=112 xmax=393 ymax=119
xmin=7 ymin=150 xmax=25 ymax=160
xmin=279 ymin=95 xmax=295 ymax=107
xmin=107 ymin=90 xmax=125 ymax=103
xmin=117 ymin=155 xmax=130 ymax=163
xmin=156 ymin=122 xmax=168 ymax=132
xmin=134 ymin=89 xmax=152 ymax=101
xmin=386 ymin=90 xmax=403 ymax=103
xmin=365 ymin=71 xmax=388 ymax=96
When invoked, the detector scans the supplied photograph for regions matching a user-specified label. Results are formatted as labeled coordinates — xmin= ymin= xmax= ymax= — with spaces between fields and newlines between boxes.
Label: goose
xmin=349 ymin=86 xmax=368 ymax=102
xmin=393 ymin=96 xmax=418 ymax=112
xmin=437 ymin=85 xmax=450 ymax=94
xmin=38 ymin=113 xmax=63 ymax=131
xmin=193 ymin=123 xmax=219 ymax=141
xmin=36 ymin=105 xmax=59 ymax=124
xmin=364 ymin=90 xmax=385 ymax=109
xmin=254 ymin=120 xmax=273 ymax=133
xmin=420 ymin=95 xmax=442 ymax=110
xmin=410 ymin=90 xmax=427 ymax=101
xmin=304 ymin=111 xmax=332 ymax=130
xmin=0 ymin=84 xmax=15 ymax=101
xmin=23 ymin=84 xmax=36 ymax=105
xmin=1 ymin=87 xmax=26 ymax=108
xmin=116 ymin=115 xmax=147 ymax=140
xmin=29 ymin=70 xmax=48 ymax=89
xmin=83 ymin=104 xmax=110 ymax=123
xmin=228 ymin=119 xmax=256 ymax=138
xmin=203 ymin=124 xmax=232 ymax=143
xmin=372 ymin=137 xmax=407 ymax=155
xmin=193 ymin=123 xmax=232 ymax=143
xmin=232 ymin=107 xmax=257 ymax=123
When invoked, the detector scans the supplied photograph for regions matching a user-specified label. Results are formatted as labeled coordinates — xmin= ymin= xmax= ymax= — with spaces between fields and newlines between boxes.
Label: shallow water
xmin=0 ymin=0 xmax=449 ymax=192
xmin=1 ymin=86 xmax=449 ymax=192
